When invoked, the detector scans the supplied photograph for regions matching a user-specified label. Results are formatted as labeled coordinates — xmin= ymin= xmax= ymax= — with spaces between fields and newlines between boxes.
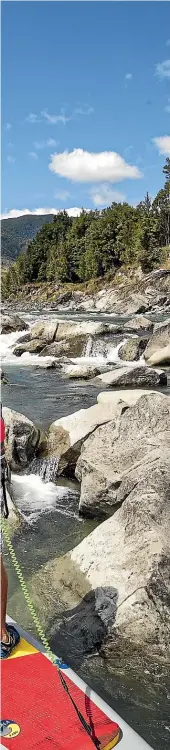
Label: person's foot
xmin=1 ymin=625 xmax=20 ymax=659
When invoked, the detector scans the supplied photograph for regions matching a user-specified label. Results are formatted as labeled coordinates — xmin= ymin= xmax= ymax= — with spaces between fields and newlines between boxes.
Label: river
xmin=1 ymin=308 xmax=170 ymax=749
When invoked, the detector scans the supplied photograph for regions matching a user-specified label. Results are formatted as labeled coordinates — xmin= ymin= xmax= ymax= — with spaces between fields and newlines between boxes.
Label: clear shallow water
xmin=2 ymin=365 xmax=103 ymax=428
xmin=1 ymin=308 xmax=170 ymax=749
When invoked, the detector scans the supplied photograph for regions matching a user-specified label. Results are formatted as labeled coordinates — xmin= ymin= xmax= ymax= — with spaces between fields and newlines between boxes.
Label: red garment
xmin=0 ymin=417 xmax=5 ymax=443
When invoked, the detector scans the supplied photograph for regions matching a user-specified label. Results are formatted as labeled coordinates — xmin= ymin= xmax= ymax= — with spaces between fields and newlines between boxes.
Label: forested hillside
xmin=2 ymin=159 xmax=170 ymax=296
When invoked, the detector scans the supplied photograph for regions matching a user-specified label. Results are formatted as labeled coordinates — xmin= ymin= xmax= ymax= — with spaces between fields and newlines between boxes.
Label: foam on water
xmin=1 ymin=330 xmax=25 ymax=365
xmin=11 ymin=473 xmax=80 ymax=524
xmin=1 ymin=327 xmax=56 ymax=368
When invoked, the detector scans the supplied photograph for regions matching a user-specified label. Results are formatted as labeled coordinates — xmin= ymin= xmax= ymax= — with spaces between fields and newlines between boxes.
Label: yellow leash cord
xmin=1 ymin=515 xmax=101 ymax=748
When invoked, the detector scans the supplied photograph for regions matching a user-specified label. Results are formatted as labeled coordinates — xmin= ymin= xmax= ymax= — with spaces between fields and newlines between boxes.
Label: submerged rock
xmin=34 ymin=358 xmax=57 ymax=369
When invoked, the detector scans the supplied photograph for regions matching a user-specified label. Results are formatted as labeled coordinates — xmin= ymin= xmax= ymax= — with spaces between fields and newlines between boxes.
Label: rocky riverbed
xmin=1 ymin=295 xmax=170 ymax=750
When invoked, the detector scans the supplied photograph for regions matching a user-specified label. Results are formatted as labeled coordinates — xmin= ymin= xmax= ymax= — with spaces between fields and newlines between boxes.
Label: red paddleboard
xmin=1 ymin=634 xmax=121 ymax=749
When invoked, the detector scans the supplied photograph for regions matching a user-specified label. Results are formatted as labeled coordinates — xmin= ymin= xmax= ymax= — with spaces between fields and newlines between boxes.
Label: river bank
xmin=3 ymin=266 xmax=170 ymax=317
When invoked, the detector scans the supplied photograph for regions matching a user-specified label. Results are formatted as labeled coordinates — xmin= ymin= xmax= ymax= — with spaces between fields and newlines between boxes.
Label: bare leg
xmin=1 ymin=555 xmax=9 ymax=642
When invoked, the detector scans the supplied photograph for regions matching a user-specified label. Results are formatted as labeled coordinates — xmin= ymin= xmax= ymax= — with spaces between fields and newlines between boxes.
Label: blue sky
xmin=2 ymin=1 xmax=170 ymax=218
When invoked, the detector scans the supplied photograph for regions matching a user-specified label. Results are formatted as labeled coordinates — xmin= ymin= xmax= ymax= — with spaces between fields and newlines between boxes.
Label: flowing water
xmin=1 ymin=308 xmax=170 ymax=749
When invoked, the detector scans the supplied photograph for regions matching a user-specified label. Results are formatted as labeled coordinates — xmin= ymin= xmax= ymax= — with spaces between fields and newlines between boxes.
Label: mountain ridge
xmin=1 ymin=214 xmax=55 ymax=265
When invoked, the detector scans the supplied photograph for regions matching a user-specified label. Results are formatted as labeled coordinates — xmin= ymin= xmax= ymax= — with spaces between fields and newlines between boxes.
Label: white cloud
xmin=26 ymin=107 xmax=94 ymax=126
xmin=41 ymin=109 xmax=70 ymax=125
xmin=7 ymin=155 xmax=16 ymax=164
xmin=34 ymin=138 xmax=57 ymax=149
xmin=28 ymin=151 xmax=38 ymax=160
xmin=47 ymin=138 xmax=57 ymax=147
xmin=5 ymin=122 xmax=12 ymax=131
xmin=153 ymin=136 xmax=170 ymax=155
xmin=26 ymin=113 xmax=40 ymax=123
xmin=0 ymin=208 xmax=88 ymax=221
xmin=74 ymin=106 xmax=94 ymax=116
xmin=156 ymin=60 xmax=170 ymax=78
xmin=54 ymin=189 xmax=70 ymax=201
xmin=125 ymin=73 xmax=132 ymax=80
xmin=49 ymin=148 xmax=141 ymax=183
xmin=89 ymin=184 xmax=126 ymax=207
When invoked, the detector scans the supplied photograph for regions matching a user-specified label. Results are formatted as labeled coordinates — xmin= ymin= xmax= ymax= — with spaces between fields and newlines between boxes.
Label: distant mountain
xmin=1 ymin=214 xmax=54 ymax=266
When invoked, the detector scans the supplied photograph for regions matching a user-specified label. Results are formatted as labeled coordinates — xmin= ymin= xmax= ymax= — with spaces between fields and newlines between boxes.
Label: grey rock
xmin=95 ymin=365 xmax=167 ymax=389
xmin=123 ymin=315 xmax=153 ymax=332
xmin=144 ymin=321 xmax=170 ymax=360
xmin=63 ymin=364 xmax=100 ymax=380
xmin=28 ymin=392 xmax=170 ymax=662
xmin=147 ymin=344 xmax=170 ymax=366
xmin=14 ymin=338 xmax=47 ymax=356
xmin=30 ymin=320 xmax=58 ymax=342
xmin=1 ymin=314 xmax=28 ymax=334
xmin=76 ymin=392 xmax=170 ymax=518
xmin=119 ymin=338 xmax=148 ymax=362
xmin=2 ymin=406 xmax=40 ymax=472
xmin=41 ymin=335 xmax=88 ymax=358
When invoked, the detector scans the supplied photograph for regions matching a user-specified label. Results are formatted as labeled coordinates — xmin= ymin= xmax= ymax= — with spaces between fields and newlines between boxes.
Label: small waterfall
xmin=83 ymin=335 xmax=93 ymax=357
xmin=26 ymin=456 xmax=59 ymax=483
xmin=84 ymin=333 xmax=125 ymax=360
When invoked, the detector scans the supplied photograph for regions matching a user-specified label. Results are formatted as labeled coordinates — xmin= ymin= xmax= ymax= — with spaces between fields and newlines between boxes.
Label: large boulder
xmin=95 ymin=365 xmax=167 ymax=389
xmin=147 ymin=344 xmax=170 ymax=366
xmin=48 ymin=401 xmax=128 ymax=475
xmin=119 ymin=337 xmax=148 ymax=361
xmin=55 ymin=320 xmax=111 ymax=341
xmin=76 ymin=392 xmax=170 ymax=518
xmin=1 ymin=314 xmax=28 ymax=334
xmin=123 ymin=315 xmax=153 ymax=332
xmin=71 ymin=452 xmax=170 ymax=659
xmin=97 ymin=389 xmax=155 ymax=406
xmin=144 ymin=321 xmax=170 ymax=360
xmin=30 ymin=320 xmax=58 ymax=342
xmin=2 ymin=407 xmax=40 ymax=472
xmin=41 ymin=335 xmax=89 ymax=359
xmin=23 ymin=393 xmax=170 ymax=664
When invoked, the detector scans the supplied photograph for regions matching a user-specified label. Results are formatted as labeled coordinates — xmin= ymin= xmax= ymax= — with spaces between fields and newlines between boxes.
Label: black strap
xmin=1 ymin=477 xmax=9 ymax=520
xmin=58 ymin=670 xmax=100 ymax=748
